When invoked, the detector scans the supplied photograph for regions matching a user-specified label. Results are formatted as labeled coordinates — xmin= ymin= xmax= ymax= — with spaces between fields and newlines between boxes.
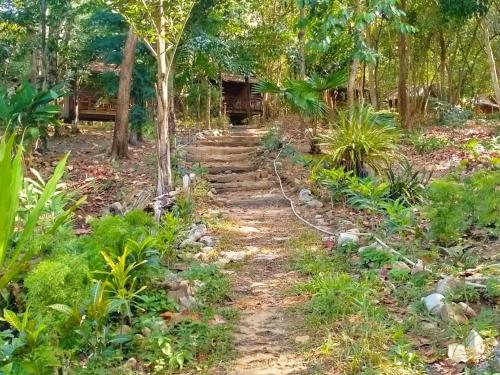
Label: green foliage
xmin=407 ymin=132 xmax=449 ymax=153
xmin=430 ymin=99 xmax=473 ymax=126
xmin=379 ymin=199 xmax=414 ymax=231
xmin=79 ymin=210 xmax=156 ymax=270
xmin=447 ymin=284 xmax=481 ymax=303
xmin=158 ymin=212 xmax=185 ymax=260
xmin=388 ymin=268 xmax=411 ymax=283
xmin=311 ymin=165 xmax=353 ymax=202
xmin=0 ymin=134 xmax=77 ymax=289
xmin=182 ymin=264 xmax=230 ymax=305
xmin=343 ymin=176 xmax=390 ymax=211
xmin=424 ymin=179 xmax=470 ymax=244
xmin=321 ymin=106 xmax=399 ymax=176
xmin=171 ymin=195 xmax=195 ymax=223
xmin=423 ymin=170 xmax=500 ymax=244
xmin=261 ymin=127 xmax=283 ymax=152
xmin=360 ymin=248 xmax=394 ymax=268
xmin=0 ymin=82 xmax=65 ymax=147
xmin=24 ymin=254 xmax=90 ymax=319
xmin=485 ymin=278 xmax=500 ymax=300
xmin=297 ymin=273 xmax=380 ymax=323
xmin=385 ymin=159 xmax=431 ymax=206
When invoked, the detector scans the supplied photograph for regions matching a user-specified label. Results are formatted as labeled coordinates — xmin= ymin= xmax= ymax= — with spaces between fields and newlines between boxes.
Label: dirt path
xmin=188 ymin=127 xmax=309 ymax=374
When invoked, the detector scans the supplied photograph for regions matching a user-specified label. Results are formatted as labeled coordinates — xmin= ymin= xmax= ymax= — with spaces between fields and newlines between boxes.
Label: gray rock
xmin=188 ymin=224 xmax=207 ymax=242
xmin=411 ymin=259 xmax=425 ymax=274
xmin=125 ymin=357 xmax=138 ymax=370
xmin=439 ymin=303 xmax=467 ymax=324
xmin=392 ymin=261 xmax=411 ymax=271
xmin=436 ymin=276 xmax=461 ymax=295
xmin=199 ymin=236 xmax=215 ymax=247
xmin=466 ymin=330 xmax=485 ymax=358
xmin=179 ymin=238 xmax=204 ymax=249
xmin=458 ymin=302 xmax=477 ymax=318
xmin=109 ymin=202 xmax=124 ymax=216
xmin=141 ymin=327 xmax=152 ymax=337
xmin=491 ymin=343 xmax=500 ymax=372
xmin=422 ymin=293 xmax=445 ymax=314
xmin=219 ymin=250 xmax=247 ymax=263
xmin=337 ymin=233 xmax=359 ymax=248
xmin=358 ymin=242 xmax=383 ymax=254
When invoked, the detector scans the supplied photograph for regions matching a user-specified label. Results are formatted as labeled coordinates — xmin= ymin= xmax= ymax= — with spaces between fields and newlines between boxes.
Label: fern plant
xmin=385 ymin=159 xmax=432 ymax=206
xmin=321 ymin=106 xmax=400 ymax=176
xmin=343 ymin=176 xmax=390 ymax=211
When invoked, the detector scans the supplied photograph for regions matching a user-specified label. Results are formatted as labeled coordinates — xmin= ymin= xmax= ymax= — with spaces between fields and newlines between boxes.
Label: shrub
xmin=466 ymin=170 xmax=500 ymax=231
xmin=343 ymin=176 xmax=390 ymax=211
xmin=261 ymin=127 xmax=282 ymax=152
xmin=423 ymin=179 xmax=470 ymax=244
xmin=379 ymin=199 xmax=414 ymax=230
xmin=321 ymin=106 xmax=399 ymax=176
xmin=407 ymin=132 xmax=449 ymax=153
xmin=182 ymin=264 xmax=230 ymax=305
xmin=311 ymin=166 xmax=353 ymax=202
xmin=360 ymin=248 xmax=395 ymax=267
xmin=385 ymin=159 xmax=432 ymax=205
xmin=24 ymin=254 xmax=90 ymax=319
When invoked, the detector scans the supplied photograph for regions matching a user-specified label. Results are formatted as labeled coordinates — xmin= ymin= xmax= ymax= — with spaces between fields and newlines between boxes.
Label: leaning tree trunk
xmin=481 ymin=18 xmax=500 ymax=111
xmin=111 ymin=29 xmax=138 ymax=159
xmin=398 ymin=0 xmax=410 ymax=128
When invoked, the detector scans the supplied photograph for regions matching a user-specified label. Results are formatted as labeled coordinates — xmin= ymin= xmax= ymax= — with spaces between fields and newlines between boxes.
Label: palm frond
xmin=253 ymin=80 xmax=282 ymax=94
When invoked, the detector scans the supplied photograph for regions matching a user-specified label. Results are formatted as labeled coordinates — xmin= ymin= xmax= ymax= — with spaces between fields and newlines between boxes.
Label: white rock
xmin=298 ymin=189 xmax=313 ymax=203
xmin=439 ymin=303 xmax=467 ymax=324
xmin=422 ymin=293 xmax=445 ymax=314
xmin=182 ymin=174 xmax=190 ymax=192
xmin=458 ymin=302 xmax=477 ymax=318
xmin=337 ymin=233 xmax=359 ymax=247
xmin=125 ymin=357 xmax=138 ymax=370
xmin=448 ymin=343 xmax=468 ymax=363
xmin=307 ymin=199 xmax=323 ymax=208
xmin=180 ymin=238 xmax=204 ymax=249
xmin=465 ymin=330 xmax=485 ymax=358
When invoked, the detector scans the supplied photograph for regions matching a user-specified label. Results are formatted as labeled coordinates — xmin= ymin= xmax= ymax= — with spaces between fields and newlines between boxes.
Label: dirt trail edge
xmin=187 ymin=127 xmax=309 ymax=375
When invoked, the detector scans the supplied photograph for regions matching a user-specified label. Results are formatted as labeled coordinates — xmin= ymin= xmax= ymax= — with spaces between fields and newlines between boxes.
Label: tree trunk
xmin=156 ymin=7 xmax=173 ymax=195
xmin=347 ymin=58 xmax=360 ymax=107
xmin=39 ymin=0 xmax=48 ymax=89
xmin=111 ymin=28 xmax=138 ymax=159
xmin=398 ymin=0 xmax=410 ymax=128
xmin=71 ymin=79 xmax=81 ymax=134
xmin=298 ymin=5 xmax=306 ymax=135
xmin=481 ymin=18 xmax=500 ymax=111
xmin=207 ymin=84 xmax=211 ymax=130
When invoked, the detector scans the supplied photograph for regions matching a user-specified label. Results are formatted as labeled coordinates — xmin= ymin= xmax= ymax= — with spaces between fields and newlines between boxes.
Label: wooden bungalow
xmin=221 ymin=74 xmax=262 ymax=124
xmin=473 ymin=95 xmax=499 ymax=114
xmin=62 ymin=62 xmax=119 ymax=123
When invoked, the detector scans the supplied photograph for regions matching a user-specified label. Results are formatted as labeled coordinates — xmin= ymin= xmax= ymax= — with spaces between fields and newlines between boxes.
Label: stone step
xmin=219 ymin=193 xmax=289 ymax=208
xmin=207 ymin=171 xmax=268 ymax=183
xmin=186 ymin=145 xmax=258 ymax=156
xmin=206 ymin=163 xmax=255 ymax=174
xmin=212 ymin=180 xmax=274 ymax=193
xmin=199 ymin=136 xmax=262 ymax=147
xmin=187 ymin=152 xmax=254 ymax=163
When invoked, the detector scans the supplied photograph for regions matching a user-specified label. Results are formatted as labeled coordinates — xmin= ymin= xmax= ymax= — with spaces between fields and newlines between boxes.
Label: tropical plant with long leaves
xmin=321 ymin=106 xmax=400 ymax=176
xmin=255 ymin=70 xmax=346 ymax=152
xmin=0 ymin=82 xmax=65 ymax=150
xmin=0 ymin=134 xmax=82 ymax=291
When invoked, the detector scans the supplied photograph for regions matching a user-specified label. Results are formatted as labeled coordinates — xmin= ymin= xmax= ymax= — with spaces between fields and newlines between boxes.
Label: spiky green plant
xmin=321 ymin=106 xmax=400 ymax=176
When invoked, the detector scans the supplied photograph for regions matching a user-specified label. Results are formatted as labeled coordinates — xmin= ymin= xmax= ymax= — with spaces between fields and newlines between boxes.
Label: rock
xmin=315 ymin=214 xmax=323 ymax=219
xmin=358 ymin=242 xmax=383 ymax=254
xmin=254 ymin=254 xmax=279 ymax=261
xmin=458 ymin=302 xmax=477 ymax=318
xmin=109 ymin=202 xmax=124 ymax=216
xmin=182 ymin=174 xmax=190 ymax=192
xmin=490 ymin=343 xmax=500 ymax=372
xmin=422 ymin=293 xmax=445 ymax=314
xmin=337 ymin=233 xmax=359 ymax=248
xmin=436 ymin=276 xmax=461 ymax=295
xmin=141 ymin=327 xmax=152 ymax=337
xmin=411 ymin=259 xmax=425 ymax=274
xmin=134 ymin=334 xmax=145 ymax=341
xmin=465 ymin=330 xmax=485 ymax=358
xmin=118 ymin=324 xmax=131 ymax=335
xmin=199 ymin=236 xmax=215 ymax=247
xmin=207 ymin=191 xmax=214 ymax=198
xmin=316 ymin=218 xmax=328 ymax=226
xmin=219 ymin=250 xmax=247 ymax=263
xmin=188 ymin=224 xmax=207 ymax=242
xmin=448 ymin=343 xmax=468 ymax=363
xmin=392 ymin=261 xmax=411 ymax=271
xmin=298 ymin=188 xmax=323 ymax=208
xmin=125 ymin=357 xmax=138 ymax=370
xmin=294 ymin=335 xmax=310 ymax=344
xmin=439 ymin=303 xmax=468 ymax=324
xmin=179 ymin=238 xmax=204 ymax=249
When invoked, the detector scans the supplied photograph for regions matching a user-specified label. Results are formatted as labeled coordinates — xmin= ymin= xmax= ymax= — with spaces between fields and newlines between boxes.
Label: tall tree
xmin=398 ymin=0 xmax=409 ymax=128
xmin=111 ymin=28 xmax=138 ymax=159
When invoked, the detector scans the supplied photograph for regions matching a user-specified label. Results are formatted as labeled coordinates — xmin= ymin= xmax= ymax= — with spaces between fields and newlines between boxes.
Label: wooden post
xmin=245 ymin=76 xmax=252 ymax=124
